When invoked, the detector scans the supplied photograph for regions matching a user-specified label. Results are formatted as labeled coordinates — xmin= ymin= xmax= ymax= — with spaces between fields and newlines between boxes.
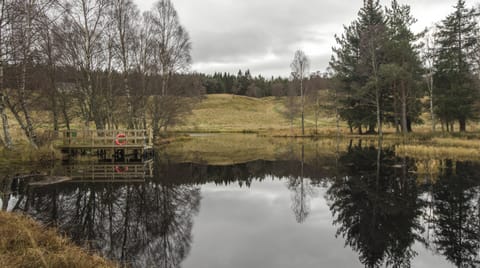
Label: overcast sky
xmin=134 ymin=0 xmax=478 ymax=77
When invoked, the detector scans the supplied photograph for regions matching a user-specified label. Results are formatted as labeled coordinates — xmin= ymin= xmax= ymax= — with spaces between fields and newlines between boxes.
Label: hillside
xmin=175 ymin=93 xmax=341 ymax=133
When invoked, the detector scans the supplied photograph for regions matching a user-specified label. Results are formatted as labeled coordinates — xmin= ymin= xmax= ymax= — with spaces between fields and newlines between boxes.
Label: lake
xmin=1 ymin=134 xmax=479 ymax=268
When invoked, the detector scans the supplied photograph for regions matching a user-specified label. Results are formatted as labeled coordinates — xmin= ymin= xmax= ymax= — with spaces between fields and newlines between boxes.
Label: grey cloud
xmin=136 ymin=0 xmax=478 ymax=77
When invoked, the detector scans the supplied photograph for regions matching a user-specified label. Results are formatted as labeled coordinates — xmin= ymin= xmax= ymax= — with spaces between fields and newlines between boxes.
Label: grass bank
xmin=174 ymin=94 xmax=344 ymax=133
xmin=0 ymin=211 xmax=115 ymax=268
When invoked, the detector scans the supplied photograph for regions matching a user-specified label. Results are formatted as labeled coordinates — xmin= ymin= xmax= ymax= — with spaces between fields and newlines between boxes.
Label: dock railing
xmin=61 ymin=129 xmax=153 ymax=148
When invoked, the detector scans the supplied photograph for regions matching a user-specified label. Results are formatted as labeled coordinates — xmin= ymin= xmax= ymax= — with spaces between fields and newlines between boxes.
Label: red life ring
xmin=115 ymin=166 xmax=129 ymax=173
xmin=115 ymin=133 xmax=127 ymax=146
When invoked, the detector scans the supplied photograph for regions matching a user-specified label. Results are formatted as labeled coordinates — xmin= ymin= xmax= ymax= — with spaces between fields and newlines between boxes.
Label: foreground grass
xmin=0 ymin=211 xmax=115 ymax=268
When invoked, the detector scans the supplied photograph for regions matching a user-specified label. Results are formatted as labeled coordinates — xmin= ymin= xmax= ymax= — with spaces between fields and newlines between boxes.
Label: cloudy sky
xmin=134 ymin=0 xmax=478 ymax=77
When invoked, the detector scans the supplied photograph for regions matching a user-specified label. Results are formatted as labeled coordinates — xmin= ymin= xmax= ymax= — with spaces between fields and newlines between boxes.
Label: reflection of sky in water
xmin=183 ymin=179 xmax=454 ymax=268
xmin=7 ymin=196 xmax=18 ymax=212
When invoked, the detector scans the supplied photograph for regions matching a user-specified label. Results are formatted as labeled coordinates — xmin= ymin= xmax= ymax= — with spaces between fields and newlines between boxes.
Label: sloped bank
xmin=0 ymin=211 xmax=115 ymax=268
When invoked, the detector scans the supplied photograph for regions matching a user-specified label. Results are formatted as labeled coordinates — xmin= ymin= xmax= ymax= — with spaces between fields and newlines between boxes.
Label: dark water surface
xmin=1 ymin=137 xmax=480 ymax=268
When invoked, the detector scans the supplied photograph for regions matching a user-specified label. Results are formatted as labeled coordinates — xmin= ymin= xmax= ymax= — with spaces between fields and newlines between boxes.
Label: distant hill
xmin=175 ymin=94 xmax=340 ymax=133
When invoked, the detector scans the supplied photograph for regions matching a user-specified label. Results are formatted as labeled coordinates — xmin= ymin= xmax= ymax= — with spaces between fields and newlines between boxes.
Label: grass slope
xmin=175 ymin=94 xmax=480 ymax=134
xmin=176 ymin=94 xmax=291 ymax=132
xmin=0 ymin=211 xmax=115 ymax=268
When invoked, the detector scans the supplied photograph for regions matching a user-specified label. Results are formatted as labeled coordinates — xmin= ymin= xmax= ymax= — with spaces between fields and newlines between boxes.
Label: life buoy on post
xmin=115 ymin=166 xmax=129 ymax=173
xmin=115 ymin=133 xmax=127 ymax=146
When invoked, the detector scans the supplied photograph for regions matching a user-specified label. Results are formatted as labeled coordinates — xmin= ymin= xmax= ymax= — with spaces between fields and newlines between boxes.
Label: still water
xmin=1 ymin=136 xmax=480 ymax=268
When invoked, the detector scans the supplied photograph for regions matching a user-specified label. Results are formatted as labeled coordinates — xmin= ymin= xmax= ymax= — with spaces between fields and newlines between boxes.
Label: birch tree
xmin=148 ymin=0 xmax=191 ymax=138
xmin=112 ymin=0 xmax=139 ymax=128
xmin=0 ymin=0 xmax=12 ymax=148
xmin=59 ymin=0 xmax=110 ymax=129
xmin=290 ymin=49 xmax=309 ymax=136
xmin=6 ymin=0 xmax=57 ymax=148
xmin=422 ymin=26 xmax=438 ymax=132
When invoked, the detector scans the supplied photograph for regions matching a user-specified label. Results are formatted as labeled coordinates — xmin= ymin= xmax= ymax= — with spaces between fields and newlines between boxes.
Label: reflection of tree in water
xmin=327 ymin=141 xmax=424 ymax=268
xmin=428 ymin=160 xmax=480 ymax=267
xmin=15 ymin=172 xmax=200 ymax=267
xmin=287 ymin=144 xmax=317 ymax=223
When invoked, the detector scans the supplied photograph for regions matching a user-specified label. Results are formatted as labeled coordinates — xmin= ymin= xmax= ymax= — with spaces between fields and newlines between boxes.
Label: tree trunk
xmin=300 ymin=78 xmax=305 ymax=136
xmin=51 ymin=94 xmax=59 ymax=131
xmin=429 ymin=74 xmax=435 ymax=132
xmin=0 ymin=94 xmax=12 ymax=149
xmin=20 ymin=61 xmax=38 ymax=147
xmin=459 ymin=118 xmax=466 ymax=132
xmin=393 ymin=84 xmax=399 ymax=134
xmin=400 ymin=80 xmax=408 ymax=134
xmin=370 ymin=35 xmax=382 ymax=138
xmin=19 ymin=2 xmax=38 ymax=148
xmin=18 ymin=1 xmax=38 ymax=148
xmin=0 ymin=6 xmax=12 ymax=149
xmin=407 ymin=117 xmax=412 ymax=133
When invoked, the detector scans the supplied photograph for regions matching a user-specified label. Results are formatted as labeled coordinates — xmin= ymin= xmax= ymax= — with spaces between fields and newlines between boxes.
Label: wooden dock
xmin=60 ymin=160 xmax=154 ymax=182
xmin=59 ymin=129 xmax=154 ymax=162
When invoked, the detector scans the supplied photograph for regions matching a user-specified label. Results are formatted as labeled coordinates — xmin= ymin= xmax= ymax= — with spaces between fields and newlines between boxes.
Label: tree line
xmin=0 ymin=0 xmax=202 ymax=148
xmin=200 ymin=69 xmax=330 ymax=98
xmin=330 ymin=0 xmax=480 ymax=135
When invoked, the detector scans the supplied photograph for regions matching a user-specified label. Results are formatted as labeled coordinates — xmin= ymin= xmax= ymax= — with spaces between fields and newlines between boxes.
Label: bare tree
xmin=58 ymin=0 xmax=110 ymax=129
xmin=112 ymin=0 xmax=139 ymax=128
xmin=132 ymin=12 xmax=155 ymax=129
xmin=148 ymin=0 xmax=191 ymax=138
xmin=422 ymin=26 xmax=438 ymax=132
xmin=0 ymin=0 xmax=12 ymax=148
xmin=290 ymin=50 xmax=309 ymax=136
xmin=306 ymin=72 xmax=329 ymax=134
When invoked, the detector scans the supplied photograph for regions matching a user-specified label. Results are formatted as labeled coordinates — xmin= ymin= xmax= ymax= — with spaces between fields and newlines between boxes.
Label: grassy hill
xmin=175 ymin=93 xmax=342 ymax=134
xmin=175 ymin=94 xmax=480 ymax=135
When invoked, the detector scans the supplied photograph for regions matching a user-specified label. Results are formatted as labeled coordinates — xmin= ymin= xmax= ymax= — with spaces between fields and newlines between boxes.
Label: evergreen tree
xmin=383 ymin=0 xmax=424 ymax=133
xmin=434 ymin=0 xmax=478 ymax=132
xmin=330 ymin=0 xmax=387 ymax=134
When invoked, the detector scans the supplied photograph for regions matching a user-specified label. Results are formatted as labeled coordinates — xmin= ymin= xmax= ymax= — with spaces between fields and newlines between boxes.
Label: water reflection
xmin=12 ymin=158 xmax=201 ymax=267
xmin=1 ymin=139 xmax=480 ymax=267
xmin=428 ymin=160 xmax=480 ymax=267
xmin=287 ymin=144 xmax=317 ymax=223
xmin=328 ymin=141 xmax=424 ymax=267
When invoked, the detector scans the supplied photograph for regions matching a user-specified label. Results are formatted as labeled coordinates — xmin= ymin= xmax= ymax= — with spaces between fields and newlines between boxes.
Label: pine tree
xmin=383 ymin=0 xmax=424 ymax=133
xmin=330 ymin=0 xmax=387 ymax=135
xmin=434 ymin=0 xmax=478 ymax=132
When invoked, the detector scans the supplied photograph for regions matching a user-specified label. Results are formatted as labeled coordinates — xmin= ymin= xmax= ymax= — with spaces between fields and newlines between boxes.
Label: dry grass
xmin=395 ymin=144 xmax=480 ymax=161
xmin=0 ymin=211 xmax=116 ymax=268
xmin=431 ymin=137 xmax=480 ymax=148
xmin=174 ymin=94 xmax=345 ymax=133
xmin=0 ymin=144 xmax=61 ymax=165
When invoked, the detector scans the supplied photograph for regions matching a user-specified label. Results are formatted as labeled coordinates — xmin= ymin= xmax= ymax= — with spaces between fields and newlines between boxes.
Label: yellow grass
xmin=0 ymin=211 xmax=116 ymax=268
xmin=174 ymin=94 xmax=345 ymax=133
xmin=431 ymin=137 xmax=480 ymax=148
xmin=395 ymin=144 xmax=480 ymax=161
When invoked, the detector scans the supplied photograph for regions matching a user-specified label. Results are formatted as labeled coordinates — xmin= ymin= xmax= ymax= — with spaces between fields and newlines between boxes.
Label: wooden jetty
xmin=61 ymin=160 xmax=154 ymax=182
xmin=59 ymin=129 xmax=154 ymax=162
